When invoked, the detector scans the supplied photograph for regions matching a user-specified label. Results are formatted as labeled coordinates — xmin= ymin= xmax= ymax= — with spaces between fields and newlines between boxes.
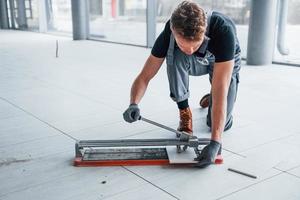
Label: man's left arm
xmin=195 ymin=60 xmax=234 ymax=168
xmin=211 ymin=60 xmax=234 ymax=142
xmin=196 ymin=24 xmax=236 ymax=168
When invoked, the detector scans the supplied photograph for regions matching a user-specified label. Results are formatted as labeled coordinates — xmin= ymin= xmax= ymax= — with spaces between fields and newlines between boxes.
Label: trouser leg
xmin=207 ymin=72 xmax=240 ymax=131
xmin=167 ymin=49 xmax=210 ymax=102
xmin=167 ymin=49 xmax=191 ymax=102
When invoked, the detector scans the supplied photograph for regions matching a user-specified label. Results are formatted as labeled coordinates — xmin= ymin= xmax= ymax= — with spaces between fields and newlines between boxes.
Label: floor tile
xmin=220 ymin=173 xmax=300 ymax=200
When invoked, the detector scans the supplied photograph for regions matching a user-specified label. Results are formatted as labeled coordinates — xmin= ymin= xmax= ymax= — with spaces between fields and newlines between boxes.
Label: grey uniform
xmin=166 ymin=12 xmax=241 ymax=130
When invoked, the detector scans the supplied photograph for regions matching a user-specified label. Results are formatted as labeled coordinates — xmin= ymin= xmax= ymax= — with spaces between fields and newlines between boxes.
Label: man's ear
xmin=170 ymin=25 xmax=178 ymax=36
xmin=170 ymin=26 xmax=174 ymax=33
xmin=171 ymin=28 xmax=178 ymax=40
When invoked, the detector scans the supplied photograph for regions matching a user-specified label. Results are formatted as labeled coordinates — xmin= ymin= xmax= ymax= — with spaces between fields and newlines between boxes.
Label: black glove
xmin=123 ymin=104 xmax=140 ymax=123
xmin=195 ymin=140 xmax=221 ymax=168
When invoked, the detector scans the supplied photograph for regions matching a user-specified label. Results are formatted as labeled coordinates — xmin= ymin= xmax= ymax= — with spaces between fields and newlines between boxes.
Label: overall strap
xmin=166 ymin=33 xmax=175 ymax=66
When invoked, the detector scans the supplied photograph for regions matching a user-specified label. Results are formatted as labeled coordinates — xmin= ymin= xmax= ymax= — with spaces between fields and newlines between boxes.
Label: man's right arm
xmin=123 ymin=21 xmax=169 ymax=123
xmin=130 ymin=54 xmax=165 ymax=104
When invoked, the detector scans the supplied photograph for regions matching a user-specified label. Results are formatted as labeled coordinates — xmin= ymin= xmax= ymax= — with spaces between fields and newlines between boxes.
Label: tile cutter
xmin=74 ymin=116 xmax=223 ymax=167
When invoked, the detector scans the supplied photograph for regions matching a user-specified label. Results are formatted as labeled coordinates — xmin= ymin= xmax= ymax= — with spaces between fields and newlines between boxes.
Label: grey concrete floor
xmin=1 ymin=30 xmax=300 ymax=200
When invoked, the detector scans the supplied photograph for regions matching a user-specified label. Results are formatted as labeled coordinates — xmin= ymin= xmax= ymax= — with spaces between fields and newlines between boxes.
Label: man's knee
xmin=206 ymin=114 xmax=233 ymax=131
xmin=224 ymin=116 xmax=233 ymax=131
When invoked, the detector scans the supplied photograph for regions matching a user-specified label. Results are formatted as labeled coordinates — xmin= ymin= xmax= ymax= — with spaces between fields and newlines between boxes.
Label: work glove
xmin=195 ymin=140 xmax=221 ymax=168
xmin=123 ymin=104 xmax=140 ymax=123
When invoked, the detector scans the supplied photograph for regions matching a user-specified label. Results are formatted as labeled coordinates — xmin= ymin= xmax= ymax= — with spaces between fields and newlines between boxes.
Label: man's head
xmin=170 ymin=1 xmax=207 ymax=55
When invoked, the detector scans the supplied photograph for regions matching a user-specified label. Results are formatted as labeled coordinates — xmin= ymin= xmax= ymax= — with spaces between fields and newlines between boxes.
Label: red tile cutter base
xmin=74 ymin=155 xmax=223 ymax=167
xmin=74 ymin=117 xmax=223 ymax=167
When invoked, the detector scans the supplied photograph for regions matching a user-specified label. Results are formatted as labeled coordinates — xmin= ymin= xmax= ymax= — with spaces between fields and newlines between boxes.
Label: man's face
xmin=172 ymin=29 xmax=203 ymax=55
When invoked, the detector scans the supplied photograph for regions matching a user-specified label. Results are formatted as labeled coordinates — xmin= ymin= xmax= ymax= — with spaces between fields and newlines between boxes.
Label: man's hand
xmin=123 ymin=104 xmax=140 ymax=123
xmin=195 ymin=140 xmax=221 ymax=168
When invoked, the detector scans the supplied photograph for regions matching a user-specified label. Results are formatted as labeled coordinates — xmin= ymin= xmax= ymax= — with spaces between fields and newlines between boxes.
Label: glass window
xmin=5 ymin=0 xmax=39 ymax=30
xmin=48 ymin=0 xmax=72 ymax=33
xmin=156 ymin=0 xmax=250 ymax=58
xmin=89 ymin=0 xmax=147 ymax=46
xmin=27 ymin=0 xmax=39 ymax=31
xmin=273 ymin=0 xmax=300 ymax=65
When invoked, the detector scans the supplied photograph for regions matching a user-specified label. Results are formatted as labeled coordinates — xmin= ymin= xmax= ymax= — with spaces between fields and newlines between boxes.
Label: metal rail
xmin=75 ymin=116 xmax=211 ymax=157
xmin=76 ymin=138 xmax=210 ymax=157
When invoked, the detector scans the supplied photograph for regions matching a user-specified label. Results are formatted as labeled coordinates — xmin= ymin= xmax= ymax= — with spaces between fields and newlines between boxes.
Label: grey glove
xmin=195 ymin=140 xmax=221 ymax=168
xmin=123 ymin=104 xmax=140 ymax=123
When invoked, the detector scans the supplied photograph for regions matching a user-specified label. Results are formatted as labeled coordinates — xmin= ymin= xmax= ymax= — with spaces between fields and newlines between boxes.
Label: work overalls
xmin=166 ymin=12 xmax=241 ymax=130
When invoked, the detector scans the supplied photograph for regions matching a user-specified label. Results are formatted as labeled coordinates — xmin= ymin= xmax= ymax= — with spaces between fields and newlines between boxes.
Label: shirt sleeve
xmin=213 ymin=25 xmax=236 ymax=62
xmin=151 ymin=21 xmax=171 ymax=58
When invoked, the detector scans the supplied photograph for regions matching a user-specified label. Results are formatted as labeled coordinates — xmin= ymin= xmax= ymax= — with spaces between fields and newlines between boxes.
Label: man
xmin=123 ymin=1 xmax=241 ymax=168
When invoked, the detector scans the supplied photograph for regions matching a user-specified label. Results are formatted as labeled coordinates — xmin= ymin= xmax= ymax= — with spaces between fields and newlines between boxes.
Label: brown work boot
xmin=177 ymin=107 xmax=193 ymax=135
xmin=199 ymin=93 xmax=210 ymax=108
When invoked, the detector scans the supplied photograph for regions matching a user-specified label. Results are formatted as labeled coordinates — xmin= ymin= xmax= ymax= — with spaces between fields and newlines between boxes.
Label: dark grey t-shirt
xmin=151 ymin=11 xmax=241 ymax=63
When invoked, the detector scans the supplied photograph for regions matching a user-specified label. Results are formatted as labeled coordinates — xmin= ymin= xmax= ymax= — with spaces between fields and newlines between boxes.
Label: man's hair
xmin=170 ymin=1 xmax=206 ymax=41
